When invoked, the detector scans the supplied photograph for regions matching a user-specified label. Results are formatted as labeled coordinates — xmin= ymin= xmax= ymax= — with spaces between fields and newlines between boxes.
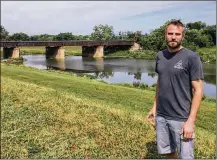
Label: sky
xmin=1 ymin=1 xmax=216 ymax=36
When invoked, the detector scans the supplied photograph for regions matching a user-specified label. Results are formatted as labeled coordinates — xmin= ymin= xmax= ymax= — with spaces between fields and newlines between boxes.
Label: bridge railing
xmin=0 ymin=40 xmax=134 ymax=47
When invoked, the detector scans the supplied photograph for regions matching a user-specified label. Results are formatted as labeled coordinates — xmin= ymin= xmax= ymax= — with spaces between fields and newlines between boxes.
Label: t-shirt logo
xmin=174 ymin=60 xmax=183 ymax=69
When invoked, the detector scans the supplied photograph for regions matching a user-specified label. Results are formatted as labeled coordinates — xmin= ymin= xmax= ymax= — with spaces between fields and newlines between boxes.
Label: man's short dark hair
xmin=165 ymin=19 xmax=185 ymax=33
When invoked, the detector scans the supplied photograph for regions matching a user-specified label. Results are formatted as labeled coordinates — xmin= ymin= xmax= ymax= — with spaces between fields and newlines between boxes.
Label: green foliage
xmin=0 ymin=25 xmax=9 ymax=41
xmin=54 ymin=32 xmax=76 ymax=41
xmin=140 ymin=24 xmax=167 ymax=51
xmin=184 ymin=29 xmax=213 ymax=48
xmin=202 ymin=25 xmax=216 ymax=45
xmin=203 ymin=96 xmax=216 ymax=103
xmin=117 ymin=31 xmax=142 ymax=42
xmin=30 ymin=34 xmax=55 ymax=41
xmin=91 ymin=24 xmax=115 ymax=40
xmin=182 ymin=41 xmax=198 ymax=51
xmin=196 ymin=47 xmax=216 ymax=63
xmin=9 ymin=32 xmax=30 ymax=41
xmin=139 ymin=21 xmax=215 ymax=53
xmin=131 ymin=82 xmax=156 ymax=91
xmin=198 ymin=50 xmax=216 ymax=63
xmin=29 ymin=34 xmax=90 ymax=41
xmin=186 ymin=21 xmax=206 ymax=30
xmin=105 ymin=50 xmax=157 ymax=60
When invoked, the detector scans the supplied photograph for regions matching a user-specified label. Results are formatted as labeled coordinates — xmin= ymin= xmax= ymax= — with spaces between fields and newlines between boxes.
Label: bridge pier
xmin=3 ymin=47 xmax=20 ymax=59
xmin=129 ymin=42 xmax=142 ymax=51
xmin=45 ymin=46 xmax=65 ymax=59
xmin=94 ymin=46 xmax=104 ymax=58
xmin=82 ymin=46 xmax=104 ymax=58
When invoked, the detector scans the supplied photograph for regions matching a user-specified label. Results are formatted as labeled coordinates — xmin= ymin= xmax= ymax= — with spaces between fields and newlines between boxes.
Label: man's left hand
xmin=181 ymin=119 xmax=195 ymax=139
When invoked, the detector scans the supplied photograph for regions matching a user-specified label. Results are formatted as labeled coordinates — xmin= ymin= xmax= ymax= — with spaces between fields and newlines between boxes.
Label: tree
xmin=186 ymin=21 xmax=206 ymax=30
xmin=140 ymin=24 xmax=167 ymax=51
xmin=91 ymin=24 xmax=115 ymax=40
xmin=53 ymin=32 xmax=75 ymax=41
xmin=83 ymin=35 xmax=91 ymax=40
xmin=139 ymin=20 xmax=215 ymax=51
xmin=118 ymin=31 xmax=128 ymax=40
xmin=30 ymin=34 xmax=55 ymax=41
xmin=116 ymin=30 xmax=142 ymax=42
xmin=184 ymin=29 xmax=213 ymax=48
xmin=203 ymin=25 xmax=216 ymax=45
xmin=0 ymin=25 xmax=9 ymax=41
xmin=134 ymin=31 xmax=142 ymax=42
xmin=9 ymin=32 xmax=29 ymax=41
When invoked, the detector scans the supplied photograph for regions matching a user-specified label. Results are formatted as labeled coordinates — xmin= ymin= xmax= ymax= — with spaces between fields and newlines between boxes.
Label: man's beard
xmin=167 ymin=41 xmax=182 ymax=49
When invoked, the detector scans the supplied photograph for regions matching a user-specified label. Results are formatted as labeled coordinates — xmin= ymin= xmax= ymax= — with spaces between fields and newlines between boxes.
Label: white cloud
xmin=1 ymin=1 xmax=215 ymax=35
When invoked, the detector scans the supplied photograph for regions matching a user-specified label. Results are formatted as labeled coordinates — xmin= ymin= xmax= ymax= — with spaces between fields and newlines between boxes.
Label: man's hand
xmin=181 ymin=119 xmax=195 ymax=139
xmin=180 ymin=79 xmax=203 ymax=139
xmin=146 ymin=108 xmax=156 ymax=126
xmin=147 ymin=77 xmax=158 ymax=127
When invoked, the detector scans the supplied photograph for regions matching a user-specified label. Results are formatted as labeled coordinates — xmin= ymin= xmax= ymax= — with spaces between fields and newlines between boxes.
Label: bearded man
xmin=147 ymin=19 xmax=204 ymax=159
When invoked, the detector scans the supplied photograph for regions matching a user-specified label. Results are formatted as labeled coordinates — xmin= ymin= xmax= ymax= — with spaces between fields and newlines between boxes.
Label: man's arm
xmin=147 ymin=77 xmax=159 ymax=125
xmin=181 ymin=79 xmax=203 ymax=138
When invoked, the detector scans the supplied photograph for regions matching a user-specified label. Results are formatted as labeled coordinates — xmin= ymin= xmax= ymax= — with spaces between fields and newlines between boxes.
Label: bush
xmin=198 ymin=51 xmax=216 ymax=63
xmin=140 ymin=83 xmax=149 ymax=89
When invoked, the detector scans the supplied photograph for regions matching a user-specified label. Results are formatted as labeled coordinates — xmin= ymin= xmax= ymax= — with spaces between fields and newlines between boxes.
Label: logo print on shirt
xmin=174 ymin=60 xmax=183 ymax=69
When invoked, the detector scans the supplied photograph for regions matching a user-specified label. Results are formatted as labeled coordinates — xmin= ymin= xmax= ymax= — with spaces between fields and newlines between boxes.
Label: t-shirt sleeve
xmin=189 ymin=54 xmax=204 ymax=81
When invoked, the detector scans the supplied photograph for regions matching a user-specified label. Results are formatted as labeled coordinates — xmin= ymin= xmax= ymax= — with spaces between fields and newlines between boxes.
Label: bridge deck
xmin=0 ymin=40 xmax=134 ymax=47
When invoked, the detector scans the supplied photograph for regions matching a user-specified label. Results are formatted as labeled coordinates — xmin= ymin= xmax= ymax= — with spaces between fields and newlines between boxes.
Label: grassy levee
xmin=1 ymin=63 xmax=216 ymax=159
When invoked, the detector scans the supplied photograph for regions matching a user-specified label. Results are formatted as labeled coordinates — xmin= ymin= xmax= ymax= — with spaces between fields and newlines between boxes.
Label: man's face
xmin=165 ymin=24 xmax=184 ymax=49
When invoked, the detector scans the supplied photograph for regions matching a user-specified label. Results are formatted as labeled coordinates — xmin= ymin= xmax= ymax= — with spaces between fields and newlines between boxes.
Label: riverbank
xmin=0 ymin=46 xmax=81 ymax=56
xmin=104 ymin=50 xmax=156 ymax=60
xmin=1 ymin=46 xmax=215 ymax=63
xmin=197 ymin=47 xmax=216 ymax=63
xmin=1 ymin=63 xmax=216 ymax=159
xmin=105 ymin=46 xmax=216 ymax=63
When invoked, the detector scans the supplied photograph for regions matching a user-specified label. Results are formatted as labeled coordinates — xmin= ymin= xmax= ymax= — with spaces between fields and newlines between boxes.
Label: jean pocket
xmin=180 ymin=132 xmax=195 ymax=140
xmin=156 ymin=116 xmax=166 ymax=123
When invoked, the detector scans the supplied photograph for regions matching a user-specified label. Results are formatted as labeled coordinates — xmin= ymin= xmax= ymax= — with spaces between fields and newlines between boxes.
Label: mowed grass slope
xmin=1 ymin=64 xmax=216 ymax=159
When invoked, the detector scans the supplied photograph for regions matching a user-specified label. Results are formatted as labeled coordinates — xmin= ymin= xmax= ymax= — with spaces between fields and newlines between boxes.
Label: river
xmin=22 ymin=55 xmax=216 ymax=98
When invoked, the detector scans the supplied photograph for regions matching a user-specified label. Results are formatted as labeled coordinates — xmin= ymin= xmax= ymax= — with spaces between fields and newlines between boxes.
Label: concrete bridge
xmin=0 ymin=40 xmax=141 ymax=59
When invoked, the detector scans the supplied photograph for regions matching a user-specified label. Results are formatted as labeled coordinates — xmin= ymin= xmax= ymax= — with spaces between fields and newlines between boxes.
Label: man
xmin=147 ymin=19 xmax=204 ymax=159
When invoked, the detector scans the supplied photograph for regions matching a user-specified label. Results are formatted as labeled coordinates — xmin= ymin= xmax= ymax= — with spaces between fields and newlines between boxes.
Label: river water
xmin=22 ymin=55 xmax=216 ymax=98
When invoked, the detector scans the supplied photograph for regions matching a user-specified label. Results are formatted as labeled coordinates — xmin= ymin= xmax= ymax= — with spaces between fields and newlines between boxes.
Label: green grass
xmin=104 ymin=50 xmax=156 ymax=60
xmin=1 ymin=63 xmax=216 ymax=159
xmin=197 ymin=46 xmax=216 ymax=53
xmin=1 ymin=46 xmax=82 ymax=56
xmin=196 ymin=46 xmax=216 ymax=63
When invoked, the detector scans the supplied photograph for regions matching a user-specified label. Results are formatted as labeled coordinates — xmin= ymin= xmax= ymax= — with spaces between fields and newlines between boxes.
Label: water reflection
xmin=22 ymin=55 xmax=216 ymax=98
xmin=204 ymin=75 xmax=216 ymax=85
xmin=46 ymin=59 xmax=66 ymax=70
xmin=128 ymin=72 xmax=141 ymax=80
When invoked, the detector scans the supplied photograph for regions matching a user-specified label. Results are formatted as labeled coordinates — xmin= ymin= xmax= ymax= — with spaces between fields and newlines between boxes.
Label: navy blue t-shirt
xmin=155 ymin=48 xmax=204 ymax=121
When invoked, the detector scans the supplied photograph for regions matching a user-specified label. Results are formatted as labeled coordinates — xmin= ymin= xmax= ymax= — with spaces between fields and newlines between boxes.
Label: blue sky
xmin=115 ymin=1 xmax=216 ymax=33
xmin=1 ymin=1 xmax=216 ymax=35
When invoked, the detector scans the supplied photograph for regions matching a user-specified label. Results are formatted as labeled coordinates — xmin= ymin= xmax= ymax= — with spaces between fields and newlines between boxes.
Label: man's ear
xmin=165 ymin=32 xmax=167 ymax=41
xmin=182 ymin=34 xmax=185 ymax=41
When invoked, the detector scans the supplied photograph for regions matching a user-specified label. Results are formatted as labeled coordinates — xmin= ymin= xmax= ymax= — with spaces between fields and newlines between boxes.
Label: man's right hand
xmin=146 ymin=108 xmax=156 ymax=126
xmin=147 ymin=78 xmax=158 ymax=127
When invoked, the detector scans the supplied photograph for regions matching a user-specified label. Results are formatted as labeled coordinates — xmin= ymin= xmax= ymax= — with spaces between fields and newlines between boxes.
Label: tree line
xmin=1 ymin=21 xmax=216 ymax=51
